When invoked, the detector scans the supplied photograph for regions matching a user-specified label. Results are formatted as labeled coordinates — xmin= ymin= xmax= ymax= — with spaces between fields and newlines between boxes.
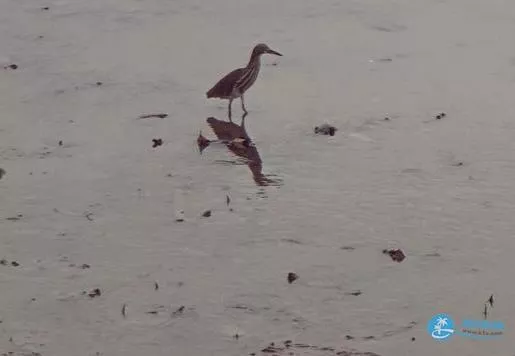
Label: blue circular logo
xmin=427 ymin=313 xmax=455 ymax=341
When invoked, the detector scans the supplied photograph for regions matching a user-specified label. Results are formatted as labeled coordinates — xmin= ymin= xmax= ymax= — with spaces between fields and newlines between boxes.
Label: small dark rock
xmin=58 ymin=140 xmax=63 ymax=146
xmin=383 ymin=248 xmax=406 ymax=262
xmin=4 ymin=64 xmax=18 ymax=70
xmin=0 ymin=168 xmax=5 ymax=180
xmin=11 ymin=261 xmax=20 ymax=267
xmin=79 ymin=263 xmax=90 ymax=269
xmin=0 ymin=259 xmax=8 ymax=265
xmin=152 ymin=138 xmax=163 ymax=148
xmin=233 ymin=333 xmax=239 ymax=339
xmin=348 ymin=290 xmax=362 ymax=296
xmin=202 ymin=210 xmax=212 ymax=217
xmin=41 ymin=6 xmax=50 ymax=10
xmin=87 ymin=288 xmax=101 ymax=298
xmin=345 ymin=335 xmax=354 ymax=340
xmin=384 ymin=116 xmax=390 ymax=121
xmin=95 ymin=81 xmax=103 ymax=86
xmin=411 ymin=337 xmax=416 ymax=341
xmin=452 ymin=161 xmax=464 ymax=167
xmin=314 ymin=124 xmax=337 ymax=136
xmin=154 ymin=281 xmax=159 ymax=290
xmin=435 ymin=112 xmax=446 ymax=120
xmin=287 ymin=272 xmax=298 ymax=284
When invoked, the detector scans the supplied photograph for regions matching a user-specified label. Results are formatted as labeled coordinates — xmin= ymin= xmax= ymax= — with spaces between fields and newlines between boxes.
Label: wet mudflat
xmin=2 ymin=0 xmax=515 ymax=355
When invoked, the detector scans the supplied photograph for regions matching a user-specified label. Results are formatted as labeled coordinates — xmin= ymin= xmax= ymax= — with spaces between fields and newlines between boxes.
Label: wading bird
xmin=206 ymin=44 xmax=282 ymax=119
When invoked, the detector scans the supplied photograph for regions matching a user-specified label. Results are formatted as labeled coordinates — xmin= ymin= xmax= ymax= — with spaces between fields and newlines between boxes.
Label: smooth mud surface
xmin=2 ymin=0 xmax=515 ymax=355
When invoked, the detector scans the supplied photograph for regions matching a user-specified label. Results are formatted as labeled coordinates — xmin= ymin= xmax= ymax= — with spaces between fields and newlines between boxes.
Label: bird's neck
xmin=246 ymin=53 xmax=262 ymax=69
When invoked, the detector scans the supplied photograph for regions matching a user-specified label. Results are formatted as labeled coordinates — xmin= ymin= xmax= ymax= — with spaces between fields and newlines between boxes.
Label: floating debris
xmin=6 ymin=214 xmax=23 ymax=221
xmin=172 ymin=305 xmax=185 ymax=316
xmin=287 ymin=272 xmax=298 ymax=284
xmin=347 ymin=290 xmax=362 ymax=296
xmin=226 ymin=195 xmax=231 ymax=206
xmin=341 ymin=246 xmax=355 ymax=251
xmin=152 ymin=138 xmax=163 ymax=148
xmin=201 ymin=210 xmax=212 ymax=218
xmin=11 ymin=261 xmax=20 ymax=267
xmin=58 ymin=140 xmax=63 ymax=146
xmin=121 ymin=303 xmax=127 ymax=317
xmin=154 ymin=281 xmax=159 ymax=290
xmin=383 ymin=248 xmax=406 ymax=262
xmin=41 ymin=6 xmax=50 ymax=10
xmin=452 ymin=161 xmax=464 ymax=167
xmin=314 ymin=123 xmax=337 ymax=136
xmin=0 ymin=168 xmax=5 ymax=180
xmin=175 ymin=210 xmax=185 ymax=222
xmin=95 ymin=81 xmax=103 ymax=86
xmin=84 ymin=212 xmax=94 ymax=221
xmin=3 ymin=64 xmax=18 ymax=70
xmin=435 ymin=112 xmax=446 ymax=120
xmin=138 ymin=113 xmax=168 ymax=119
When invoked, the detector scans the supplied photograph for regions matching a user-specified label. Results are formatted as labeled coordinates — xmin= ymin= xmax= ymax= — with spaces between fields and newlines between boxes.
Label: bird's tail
xmin=206 ymin=87 xmax=215 ymax=98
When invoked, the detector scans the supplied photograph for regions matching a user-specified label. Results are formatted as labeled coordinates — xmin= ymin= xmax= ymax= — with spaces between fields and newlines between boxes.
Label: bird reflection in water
xmin=197 ymin=113 xmax=281 ymax=186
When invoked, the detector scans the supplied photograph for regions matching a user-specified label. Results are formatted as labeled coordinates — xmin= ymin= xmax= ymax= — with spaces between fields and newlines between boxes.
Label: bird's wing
xmin=206 ymin=68 xmax=245 ymax=98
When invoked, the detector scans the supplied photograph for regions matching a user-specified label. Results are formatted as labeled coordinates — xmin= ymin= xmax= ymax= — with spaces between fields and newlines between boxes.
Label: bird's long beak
xmin=267 ymin=49 xmax=282 ymax=56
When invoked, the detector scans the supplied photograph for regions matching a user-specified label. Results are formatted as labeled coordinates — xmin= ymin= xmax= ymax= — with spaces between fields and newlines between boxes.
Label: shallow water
xmin=2 ymin=0 xmax=515 ymax=355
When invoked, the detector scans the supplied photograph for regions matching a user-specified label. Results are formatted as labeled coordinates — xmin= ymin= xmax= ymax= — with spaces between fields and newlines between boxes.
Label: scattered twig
xmin=138 ymin=113 xmax=168 ymax=119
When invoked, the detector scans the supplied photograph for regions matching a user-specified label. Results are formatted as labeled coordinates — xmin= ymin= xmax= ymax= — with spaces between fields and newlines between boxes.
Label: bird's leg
xmin=241 ymin=95 xmax=248 ymax=114
xmin=241 ymin=112 xmax=247 ymax=128
xmin=228 ymin=98 xmax=233 ymax=122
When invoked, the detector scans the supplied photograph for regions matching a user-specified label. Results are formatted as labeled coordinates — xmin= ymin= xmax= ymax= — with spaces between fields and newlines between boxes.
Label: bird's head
xmin=252 ymin=43 xmax=282 ymax=57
